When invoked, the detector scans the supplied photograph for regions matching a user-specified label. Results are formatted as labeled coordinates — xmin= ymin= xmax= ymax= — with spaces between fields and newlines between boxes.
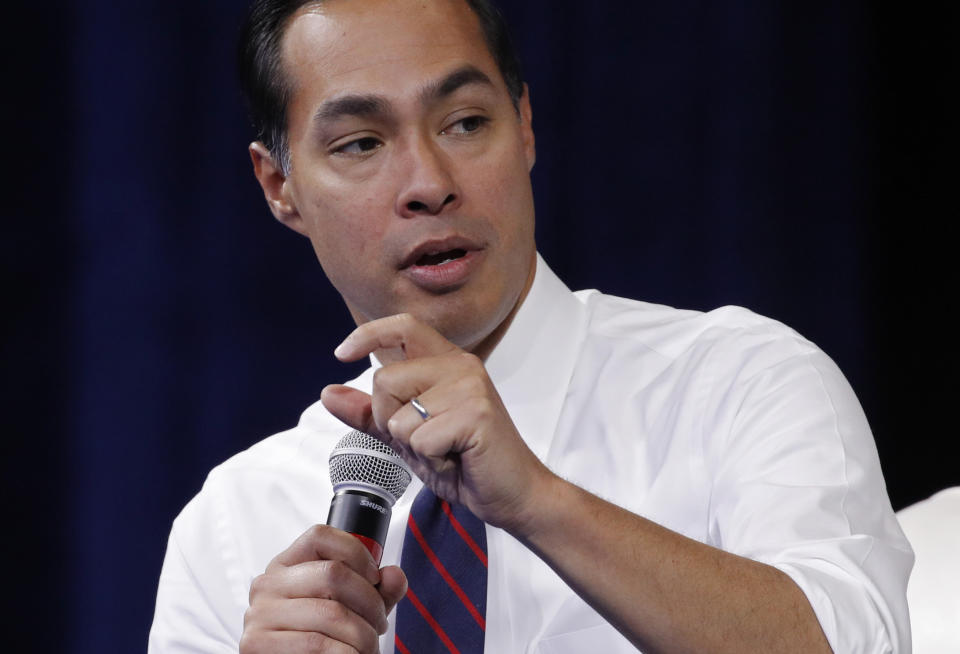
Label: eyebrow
xmin=418 ymin=65 xmax=495 ymax=105
xmin=314 ymin=95 xmax=390 ymax=124
xmin=312 ymin=65 xmax=496 ymax=126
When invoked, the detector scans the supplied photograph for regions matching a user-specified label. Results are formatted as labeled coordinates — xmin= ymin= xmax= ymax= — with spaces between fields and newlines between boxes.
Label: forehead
xmin=281 ymin=0 xmax=504 ymax=110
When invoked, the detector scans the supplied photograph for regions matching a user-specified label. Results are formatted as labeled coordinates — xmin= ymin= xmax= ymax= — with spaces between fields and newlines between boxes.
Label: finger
xmin=369 ymin=353 xmax=482 ymax=435
xmin=334 ymin=313 xmax=459 ymax=363
xmin=373 ymin=409 xmax=480 ymax=491
xmin=240 ymin=629 xmax=363 ymax=654
xmin=381 ymin=376 xmax=458 ymax=445
xmin=384 ymin=396 xmax=429 ymax=446
xmin=379 ymin=565 xmax=408 ymax=615
xmin=320 ymin=359 xmax=462 ymax=440
xmin=266 ymin=524 xmax=380 ymax=585
xmin=370 ymin=359 xmax=435 ymax=435
xmin=321 ymin=385 xmax=378 ymax=438
xmin=383 ymin=372 xmax=489 ymax=449
xmin=405 ymin=408 xmax=481 ymax=468
xmin=251 ymin=560 xmax=389 ymax=634
xmin=245 ymin=597 xmax=382 ymax=647
xmin=318 ymin=382 xmax=423 ymax=476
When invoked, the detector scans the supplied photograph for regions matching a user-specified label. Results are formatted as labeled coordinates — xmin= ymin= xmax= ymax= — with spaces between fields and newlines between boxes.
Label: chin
xmin=426 ymin=314 xmax=485 ymax=349
xmin=439 ymin=300 xmax=517 ymax=354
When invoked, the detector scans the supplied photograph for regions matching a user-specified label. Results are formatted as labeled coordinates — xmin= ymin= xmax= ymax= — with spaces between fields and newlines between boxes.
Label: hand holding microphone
xmin=240 ymin=431 xmax=411 ymax=654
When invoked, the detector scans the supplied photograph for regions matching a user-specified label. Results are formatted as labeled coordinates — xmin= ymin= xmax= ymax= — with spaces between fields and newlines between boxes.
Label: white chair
xmin=897 ymin=487 xmax=960 ymax=654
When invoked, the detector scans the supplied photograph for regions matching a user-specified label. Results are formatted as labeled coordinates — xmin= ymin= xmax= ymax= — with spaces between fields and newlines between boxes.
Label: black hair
xmin=237 ymin=0 xmax=524 ymax=173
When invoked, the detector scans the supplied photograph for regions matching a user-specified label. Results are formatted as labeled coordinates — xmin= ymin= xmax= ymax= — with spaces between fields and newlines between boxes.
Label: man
xmin=149 ymin=0 xmax=912 ymax=652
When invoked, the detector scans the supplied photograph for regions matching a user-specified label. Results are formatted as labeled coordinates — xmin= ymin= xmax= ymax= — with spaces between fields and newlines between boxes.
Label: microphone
xmin=327 ymin=429 xmax=413 ymax=564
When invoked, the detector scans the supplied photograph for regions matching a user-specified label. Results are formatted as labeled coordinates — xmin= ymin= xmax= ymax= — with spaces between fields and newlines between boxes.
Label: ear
xmin=248 ymin=142 xmax=308 ymax=236
xmin=518 ymin=83 xmax=536 ymax=171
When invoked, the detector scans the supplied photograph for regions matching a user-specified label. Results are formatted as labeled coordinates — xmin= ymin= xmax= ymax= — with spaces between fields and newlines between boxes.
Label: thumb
xmin=379 ymin=565 xmax=408 ymax=615
xmin=321 ymin=384 xmax=378 ymax=436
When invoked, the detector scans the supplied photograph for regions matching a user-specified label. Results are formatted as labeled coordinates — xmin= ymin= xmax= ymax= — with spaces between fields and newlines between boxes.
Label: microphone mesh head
xmin=329 ymin=430 xmax=413 ymax=505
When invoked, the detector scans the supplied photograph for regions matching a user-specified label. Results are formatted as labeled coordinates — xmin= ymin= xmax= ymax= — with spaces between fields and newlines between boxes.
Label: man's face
xmin=259 ymin=0 xmax=537 ymax=354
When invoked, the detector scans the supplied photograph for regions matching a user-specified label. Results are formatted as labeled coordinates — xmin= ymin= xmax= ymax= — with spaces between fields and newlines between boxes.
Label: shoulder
xmin=172 ymin=368 xmax=374 ymax=588
xmin=575 ymin=289 xmax=817 ymax=375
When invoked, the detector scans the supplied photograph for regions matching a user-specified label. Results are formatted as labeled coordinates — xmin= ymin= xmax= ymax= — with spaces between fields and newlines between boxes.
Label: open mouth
xmin=415 ymin=248 xmax=467 ymax=266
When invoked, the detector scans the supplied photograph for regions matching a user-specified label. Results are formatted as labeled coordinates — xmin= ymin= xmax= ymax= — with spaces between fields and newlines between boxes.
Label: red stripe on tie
xmin=405 ymin=586 xmax=461 ymax=654
xmin=407 ymin=514 xmax=487 ymax=630
xmin=394 ymin=634 xmax=411 ymax=654
xmin=441 ymin=500 xmax=488 ymax=567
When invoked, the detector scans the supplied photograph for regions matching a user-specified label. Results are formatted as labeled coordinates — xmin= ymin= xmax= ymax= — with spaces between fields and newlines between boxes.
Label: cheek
xmin=470 ymin=143 xmax=535 ymax=238
xmin=310 ymin=175 xmax=388 ymax=245
xmin=304 ymin=192 xmax=386 ymax=287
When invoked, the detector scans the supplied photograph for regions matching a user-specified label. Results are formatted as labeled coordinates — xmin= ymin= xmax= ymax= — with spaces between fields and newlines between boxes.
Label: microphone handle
xmin=326 ymin=489 xmax=392 ymax=564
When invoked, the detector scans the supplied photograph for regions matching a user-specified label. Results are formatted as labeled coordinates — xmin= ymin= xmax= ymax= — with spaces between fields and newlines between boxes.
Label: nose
xmin=395 ymin=136 xmax=460 ymax=218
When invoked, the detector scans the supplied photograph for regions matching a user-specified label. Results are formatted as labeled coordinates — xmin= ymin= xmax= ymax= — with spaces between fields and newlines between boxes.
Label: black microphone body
xmin=327 ymin=489 xmax=393 ymax=563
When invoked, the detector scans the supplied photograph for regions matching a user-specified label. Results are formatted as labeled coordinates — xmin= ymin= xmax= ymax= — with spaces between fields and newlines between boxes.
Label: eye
xmin=442 ymin=115 xmax=490 ymax=136
xmin=333 ymin=136 xmax=382 ymax=156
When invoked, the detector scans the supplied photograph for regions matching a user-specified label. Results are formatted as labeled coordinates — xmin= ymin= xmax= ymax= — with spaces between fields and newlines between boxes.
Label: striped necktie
xmin=395 ymin=486 xmax=488 ymax=654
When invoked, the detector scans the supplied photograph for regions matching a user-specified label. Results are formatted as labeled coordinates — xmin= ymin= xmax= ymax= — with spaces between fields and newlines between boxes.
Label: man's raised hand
xmin=320 ymin=313 xmax=553 ymax=532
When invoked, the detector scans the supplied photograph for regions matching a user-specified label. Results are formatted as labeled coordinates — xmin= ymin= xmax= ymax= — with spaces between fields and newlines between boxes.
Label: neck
xmin=467 ymin=254 xmax=537 ymax=362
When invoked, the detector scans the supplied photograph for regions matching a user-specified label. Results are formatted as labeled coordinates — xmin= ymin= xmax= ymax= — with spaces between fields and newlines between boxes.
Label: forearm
xmin=512 ymin=474 xmax=832 ymax=654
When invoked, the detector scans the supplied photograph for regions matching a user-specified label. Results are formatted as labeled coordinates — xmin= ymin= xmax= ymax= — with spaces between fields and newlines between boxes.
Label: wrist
xmin=500 ymin=464 xmax=569 ymax=544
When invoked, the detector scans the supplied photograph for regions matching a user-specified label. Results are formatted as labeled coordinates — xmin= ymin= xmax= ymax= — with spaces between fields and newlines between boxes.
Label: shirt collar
xmin=483 ymin=253 xmax=588 ymax=460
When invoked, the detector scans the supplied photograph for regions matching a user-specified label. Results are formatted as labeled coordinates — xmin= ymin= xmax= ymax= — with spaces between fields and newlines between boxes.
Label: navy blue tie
xmin=395 ymin=486 xmax=487 ymax=654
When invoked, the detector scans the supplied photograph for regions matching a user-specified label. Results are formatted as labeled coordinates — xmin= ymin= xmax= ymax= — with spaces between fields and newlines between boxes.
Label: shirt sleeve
xmin=148 ymin=487 xmax=247 ymax=653
xmin=704 ymin=327 xmax=913 ymax=654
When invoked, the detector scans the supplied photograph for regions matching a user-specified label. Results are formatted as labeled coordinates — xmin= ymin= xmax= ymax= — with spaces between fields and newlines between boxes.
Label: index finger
xmin=267 ymin=524 xmax=380 ymax=586
xmin=334 ymin=313 xmax=458 ymax=363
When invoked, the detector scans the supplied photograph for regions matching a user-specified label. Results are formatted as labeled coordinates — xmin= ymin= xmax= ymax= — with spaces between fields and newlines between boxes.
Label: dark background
xmin=5 ymin=0 xmax=956 ymax=651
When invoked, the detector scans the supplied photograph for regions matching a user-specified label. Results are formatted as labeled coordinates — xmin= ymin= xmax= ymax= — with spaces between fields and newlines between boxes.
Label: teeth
xmin=415 ymin=248 xmax=466 ymax=267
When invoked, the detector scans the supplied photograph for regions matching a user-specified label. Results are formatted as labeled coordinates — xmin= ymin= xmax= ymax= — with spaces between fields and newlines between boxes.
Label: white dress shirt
xmin=149 ymin=254 xmax=913 ymax=653
xmin=897 ymin=487 xmax=960 ymax=653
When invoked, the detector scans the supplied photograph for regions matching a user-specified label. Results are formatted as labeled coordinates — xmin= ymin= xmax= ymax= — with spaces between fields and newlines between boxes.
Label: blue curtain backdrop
xmin=5 ymin=0 xmax=956 ymax=651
